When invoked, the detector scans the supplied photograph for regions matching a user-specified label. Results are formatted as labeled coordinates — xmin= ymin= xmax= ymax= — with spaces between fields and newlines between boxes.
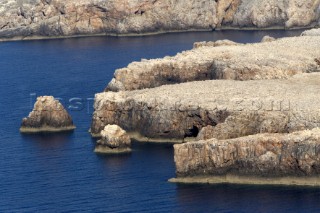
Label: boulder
xmin=20 ymin=96 xmax=75 ymax=133
xmin=261 ymin=35 xmax=276 ymax=42
xmin=94 ymin=125 xmax=131 ymax=154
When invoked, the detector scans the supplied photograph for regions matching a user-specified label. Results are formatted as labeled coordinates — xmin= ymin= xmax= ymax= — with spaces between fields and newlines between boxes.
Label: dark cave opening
xmin=184 ymin=125 xmax=199 ymax=138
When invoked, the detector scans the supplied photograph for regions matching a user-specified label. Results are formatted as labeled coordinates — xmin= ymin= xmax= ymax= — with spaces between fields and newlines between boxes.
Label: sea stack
xmin=94 ymin=125 xmax=131 ymax=154
xmin=20 ymin=96 xmax=75 ymax=133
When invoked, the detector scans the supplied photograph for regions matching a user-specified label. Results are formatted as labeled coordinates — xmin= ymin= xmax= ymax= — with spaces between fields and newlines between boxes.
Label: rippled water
xmin=1 ymin=30 xmax=320 ymax=212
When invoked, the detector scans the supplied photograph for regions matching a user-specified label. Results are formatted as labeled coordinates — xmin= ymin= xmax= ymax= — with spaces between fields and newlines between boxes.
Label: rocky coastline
xmin=106 ymin=36 xmax=320 ymax=91
xmin=170 ymin=128 xmax=320 ymax=186
xmin=89 ymin=28 xmax=320 ymax=185
xmin=1 ymin=0 xmax=320 ymax=41
xmin=92 ymin=73 xmax=320 ymax=141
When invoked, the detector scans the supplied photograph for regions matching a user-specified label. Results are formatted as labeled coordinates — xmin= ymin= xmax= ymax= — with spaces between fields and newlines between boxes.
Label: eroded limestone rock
xmin=91 ymin=73 xmax=320 ymax=141
xmin=94 ymin=125 xmax=131 ymax=154
xmin=261 ymin=35 xmax=276 ymax=42
xmin=20 ymin=96 xmax=75 ymax=133
xmin=301 ymin=28 xmax=320 ymax=36
xmin=172 ymin=128 xmax=320 ymax=185
xmin=106 ymin=36 xmax=320 ymax=92
xmin=193 ymin=39 xmax=239 ymax=48
xmin=0 ymin=0 xmax=319 ymax=41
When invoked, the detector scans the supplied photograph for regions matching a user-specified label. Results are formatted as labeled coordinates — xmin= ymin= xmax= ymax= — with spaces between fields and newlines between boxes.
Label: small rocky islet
xmin=94 ymin=125 xmax=132 ymax=154
xmin=13 ymin=0 xmax=320 ymax=186
xmin=20 ymin=96 xmax=76 ymax=133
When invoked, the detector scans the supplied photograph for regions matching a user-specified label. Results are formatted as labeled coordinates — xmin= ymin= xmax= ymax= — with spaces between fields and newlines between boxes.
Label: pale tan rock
xmin=301 ymin=28 xmax=320 ymax=36
xmin=261 ymin=35 xmax=276 ymax=42
xmin=91 ymin=73 xmax=320 ymax=141
xmin=193 ymin=39 xmax=239 ymax=48
xmin=173 ymin=128 xmax=320 ymax=180
xmin=95 ymin=125 xmax=131 ymax=154
xmin=0 ymin=0 xmax=319 ymax=40
xmin=20 ymin=96 xmax=76 ymax=133
xmin=106 ymin=36 xmax=320 ymax=91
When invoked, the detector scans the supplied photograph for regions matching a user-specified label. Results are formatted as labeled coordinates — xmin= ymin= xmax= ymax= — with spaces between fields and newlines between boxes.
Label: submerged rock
xmin=106 ymin=35 xmax=320 ymax=92
xmin=261 ymin=35 xmax=276 ymax=42
xmin=91 ymin=73 xmax=320 ymax=141
xmin=172 ymin=128 xmax=320 ymax=186
xmin=94 ymin=125 xmax=131 ymax=154
xmin=20 ymin=96 xmax=75 ymax=133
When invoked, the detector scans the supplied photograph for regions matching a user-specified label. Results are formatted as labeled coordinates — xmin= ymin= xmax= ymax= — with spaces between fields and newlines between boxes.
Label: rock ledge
xmin=172 ymin=128 xmax=320 ymax=186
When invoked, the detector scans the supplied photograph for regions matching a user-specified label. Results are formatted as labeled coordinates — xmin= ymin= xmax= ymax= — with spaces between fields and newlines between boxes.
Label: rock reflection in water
xmin=21 ymin=131 xmax=74 ymax=149
xmin=175 ymin=184 xmax=320 ymax=212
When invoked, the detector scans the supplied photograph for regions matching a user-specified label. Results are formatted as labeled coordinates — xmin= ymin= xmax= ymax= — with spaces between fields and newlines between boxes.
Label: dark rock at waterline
xmin=20 ymin=96 xmax=76 ymax=133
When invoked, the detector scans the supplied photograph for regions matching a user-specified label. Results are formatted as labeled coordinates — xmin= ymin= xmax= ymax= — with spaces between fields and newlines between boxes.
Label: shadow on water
xmin=96 ymin=152 xmax=132 ymax=170
xmin=175 ymin=183 xmax=320 ymax=212
xmin=21 ymin=131 xmax=75 ymax=149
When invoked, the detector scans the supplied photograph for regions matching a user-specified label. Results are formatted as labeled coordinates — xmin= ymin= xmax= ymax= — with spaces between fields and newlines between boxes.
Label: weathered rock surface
xmin=261 ymin=35 xmax=276 ymax=42
xmin=171 ymin=128 xmax=320 ymax=185
xmin=91 ymin=73 xmax=320 ymax=141
xmin=301 ymin=28 xmax=320 ymax=36
xmin=95 ymin=125 xmax=131 ymax=154
xmin=20 ymin=96 xmax=75 ymax=133
xmin=106 ymin=35 xmax=320 ymax=91
xmin=1 ymin=0 xmax=320 ymax=41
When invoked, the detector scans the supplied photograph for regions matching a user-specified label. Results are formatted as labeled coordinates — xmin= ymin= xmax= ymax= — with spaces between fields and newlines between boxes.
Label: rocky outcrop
xmin=1 ymin=0 xmax=320 ymax=41
xmin=171 ymin=128 xmax=320 ymax=186
xmin=261 ymin=35 xmax=276 ymax=42
xmin=301 ymin=28 xmax=320 ymax=36
xmin=20 ymin=96 xmax=75 ymax=133
xmin=94 ymin=125 xmax=131 ymax=154
xmin=91 ymin=73 xmax=320 ymax=141
xmin=107 ymin=35 xmax=320 ymax=91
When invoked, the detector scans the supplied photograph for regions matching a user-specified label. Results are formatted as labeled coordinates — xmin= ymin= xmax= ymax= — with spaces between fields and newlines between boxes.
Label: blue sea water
xmin=1 ymin=30 xmax=320 ymax=212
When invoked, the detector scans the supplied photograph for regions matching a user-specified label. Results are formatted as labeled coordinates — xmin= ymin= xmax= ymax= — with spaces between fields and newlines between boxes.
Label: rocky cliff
xmin=91 ymin=73 xmax=320 ymax=141
xmin=1 ymin=0 xmax=320 ymax=40
xmin=171 ymin=128 xmax=320 ymax=186
xmin=106 ymin=35 xmax=320 ymax=91
xmin=89 ymin=28 xmax=320 ymax=185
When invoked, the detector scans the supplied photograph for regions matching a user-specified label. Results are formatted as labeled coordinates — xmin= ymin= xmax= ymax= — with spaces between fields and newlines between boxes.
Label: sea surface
xmin=1 ymin=30 xmax=320 ymax=212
